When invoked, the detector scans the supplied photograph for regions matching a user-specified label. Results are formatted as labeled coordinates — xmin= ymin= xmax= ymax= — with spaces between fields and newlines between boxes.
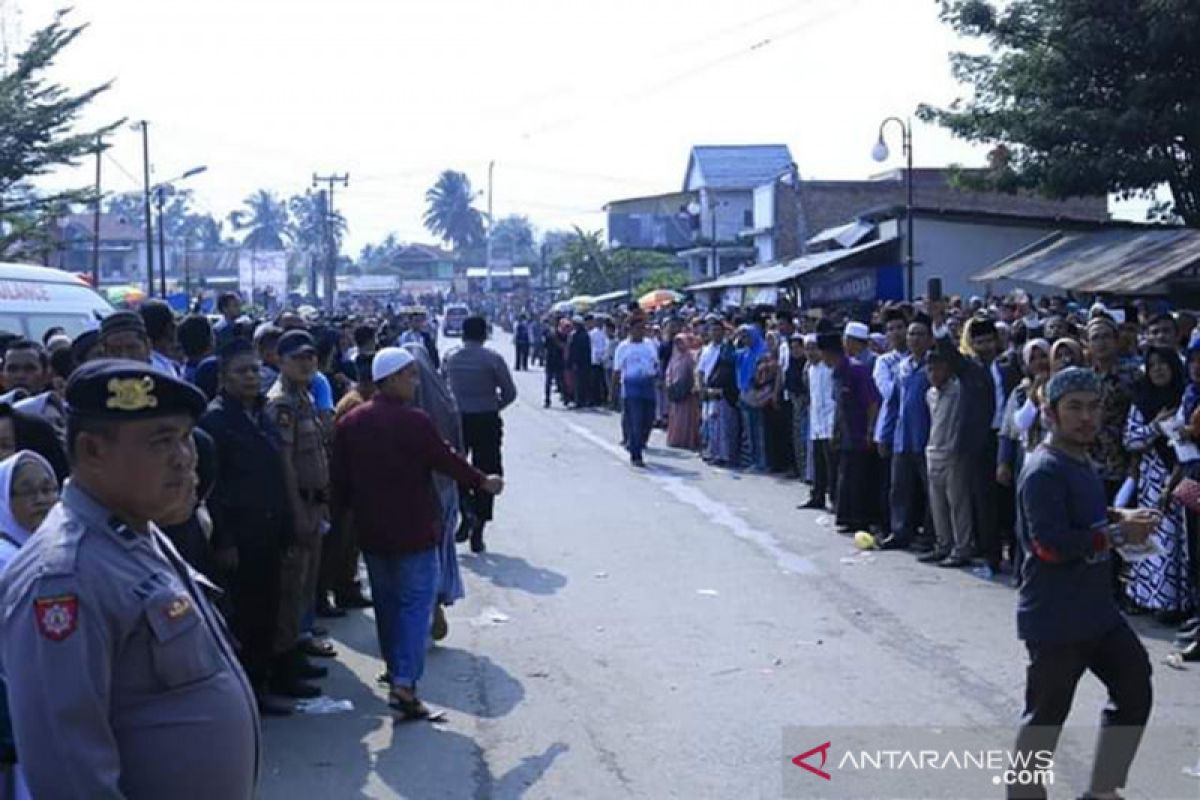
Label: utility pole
xmin=156 ymin=186 xmax=167 ymax=298
xmin=311 ymin=172 xmax=349 ymax=312
xmin=138 ymin=121 xmax=154 ymax=295
xmin=91 ymin=135 xmax=102 ymax=287
xmin=485 ymin=160 xmax=494 ymax=294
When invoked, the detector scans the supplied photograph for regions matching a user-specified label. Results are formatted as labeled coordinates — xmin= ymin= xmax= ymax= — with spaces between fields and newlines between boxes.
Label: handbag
xmin=667 ymin=378 xmax=692 ymax=403
xmin=1171 ymin=476 xmax=1200 ymax=514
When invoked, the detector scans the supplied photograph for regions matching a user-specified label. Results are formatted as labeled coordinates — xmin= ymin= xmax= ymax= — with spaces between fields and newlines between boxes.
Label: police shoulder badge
xmin=34 ymin=594 xmax=79 ymax=641
xmin=164 ymin=595 xmax=193 ymax=621
xmin=106 ymin=376 xmax=158 ymax=411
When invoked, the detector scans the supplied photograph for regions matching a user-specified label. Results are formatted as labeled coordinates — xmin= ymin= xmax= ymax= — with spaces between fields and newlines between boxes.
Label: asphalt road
xmin=259 ymin=333 xmax=1200 ymax=800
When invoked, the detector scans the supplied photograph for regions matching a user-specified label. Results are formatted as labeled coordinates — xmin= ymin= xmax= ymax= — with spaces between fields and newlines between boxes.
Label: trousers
xmin=229 ymin=543 xmax=281 ymax=688
xmin=514 ymin=342 xmax=530 ymax=371
xmin=927 ymin=452 xmax=973 ymax=559
xmin=623 ymin=396 xmax=655 ymax=460
xmin=274 ymin=505 xmax=323 ymax=654
xmin=811 ymin=439 xmax=838 ymax=504
xmin=971 ymin=432 xmax=1001 ymax=564
xmin=460 ymin=412 xmax=503 ymax=523
xmin=364 ymin=548 xmax=439 ymax=689
xmin=1009 ymin=621 xmax=1152 ymax=799
xmin=890 ymin=451 xmax=933 ymax=546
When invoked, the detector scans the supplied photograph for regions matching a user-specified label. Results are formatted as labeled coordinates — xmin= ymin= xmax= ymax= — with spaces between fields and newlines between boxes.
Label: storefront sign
xmin=807 ymin=268 xmax=877 ymax=305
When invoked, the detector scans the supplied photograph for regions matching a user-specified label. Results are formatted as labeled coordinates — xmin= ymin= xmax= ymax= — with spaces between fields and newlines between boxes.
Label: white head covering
xmin=843 ymin=321 xmax=870 ymax=341
xmin=0 ymin=450 xmax=57 ymax=567
xmin=371 ymin=347 xmax=415 ymax=383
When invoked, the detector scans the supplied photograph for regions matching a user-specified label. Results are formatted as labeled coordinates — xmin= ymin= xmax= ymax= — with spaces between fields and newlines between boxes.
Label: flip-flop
xmin=300 ymin=639 xmax=337 ymax=659
xmin=389 ymin=693 xmax=446 ymax=722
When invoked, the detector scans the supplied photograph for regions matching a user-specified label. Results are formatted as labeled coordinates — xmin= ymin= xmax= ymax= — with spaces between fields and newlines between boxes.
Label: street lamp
xmin=872 ymin=116 xmax=915 ymax=301
xmin=153 ymin=165 xmax=208 ymax=299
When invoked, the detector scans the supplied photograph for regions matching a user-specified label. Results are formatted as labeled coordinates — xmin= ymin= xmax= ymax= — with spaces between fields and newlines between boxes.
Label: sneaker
xmin=917 ymin=549 xmax=949 ymax=564
xmin=469 ymin=520 xmax=486 ymax=554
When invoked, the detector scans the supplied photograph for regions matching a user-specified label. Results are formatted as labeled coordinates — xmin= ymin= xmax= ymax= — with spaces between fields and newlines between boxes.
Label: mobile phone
xmin=927 ymin=277 xmax=943 ymax=302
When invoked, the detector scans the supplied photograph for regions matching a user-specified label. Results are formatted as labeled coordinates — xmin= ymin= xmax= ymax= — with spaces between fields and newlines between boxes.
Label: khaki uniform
xmin=266 ymin=378 xmax=329 ymax=653
xmin=0 ymin=481 xmax=259 ymax=798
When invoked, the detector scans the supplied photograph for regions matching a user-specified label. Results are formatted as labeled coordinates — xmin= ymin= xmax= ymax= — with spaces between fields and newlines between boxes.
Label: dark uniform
xmin=0 ymin=360 xmax=258 ymax=799
xmin=200 ymin=386 xmax=291 ymax=696
xmin=265 ymin=331 xmax=330 ymax=666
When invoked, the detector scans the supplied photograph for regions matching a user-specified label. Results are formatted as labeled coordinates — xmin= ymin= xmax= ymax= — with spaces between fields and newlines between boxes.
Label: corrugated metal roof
xmin=973 ymin=227 xmax=1200 ymax=293
xmin=684 ymin=145 xmax=793 ymax=191
xmin=687 ymin=236 xmax=895 ymax=291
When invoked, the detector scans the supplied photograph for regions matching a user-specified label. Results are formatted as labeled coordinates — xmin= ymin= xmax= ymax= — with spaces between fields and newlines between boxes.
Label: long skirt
xmin=667 ymin=395 xmax=702 ymax=450
xmin=436 ymin=478 xmax=465 ymax=606
xmin=1126 ymin=448 xmax=1192 ymax=613
xmin=705 ymin=399 xmax=739 ymax=465
xmin=764 ymin=400 xmax=794 ymax=473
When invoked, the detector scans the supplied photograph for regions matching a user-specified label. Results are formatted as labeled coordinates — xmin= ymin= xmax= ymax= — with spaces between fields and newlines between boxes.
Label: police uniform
xmin=265 ymin=331 xmax=330 ymax=660
xmin=0 ymin=360 xmax=259 ymax=799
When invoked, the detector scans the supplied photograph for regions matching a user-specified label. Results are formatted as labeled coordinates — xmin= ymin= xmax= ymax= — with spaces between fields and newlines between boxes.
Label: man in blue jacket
xmin=877 ymin=313 xmax=936 ymax=552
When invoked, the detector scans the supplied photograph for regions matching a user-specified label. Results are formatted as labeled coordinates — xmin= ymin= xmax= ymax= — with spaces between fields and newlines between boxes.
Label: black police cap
xmin=66 ymin=359 xmax=207 ymax=421
xmin=277 ymin=329 xmax=317 ymax=358
xmin=216 ymin=337 xmax=255 ymax=364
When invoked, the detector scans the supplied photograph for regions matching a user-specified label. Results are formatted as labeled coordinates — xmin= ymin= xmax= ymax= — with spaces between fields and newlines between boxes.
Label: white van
xmin=0 ymin=262 xmax=113 ymax=341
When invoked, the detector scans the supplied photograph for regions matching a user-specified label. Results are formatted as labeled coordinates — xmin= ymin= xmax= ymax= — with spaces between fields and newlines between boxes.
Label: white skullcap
xmin=843 ymin=321 xmax=870 ymax=340
xmin=372 ymin=347 xmax=415 ymax=383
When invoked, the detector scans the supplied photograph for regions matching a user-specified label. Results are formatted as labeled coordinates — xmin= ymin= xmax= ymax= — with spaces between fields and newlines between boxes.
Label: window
xmin=743 ymin=209 xmax=754 ymax=228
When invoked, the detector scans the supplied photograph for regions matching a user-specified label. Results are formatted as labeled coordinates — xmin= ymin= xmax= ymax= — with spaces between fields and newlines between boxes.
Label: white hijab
xmin=0 ymin=450 xmax=57 ymax=570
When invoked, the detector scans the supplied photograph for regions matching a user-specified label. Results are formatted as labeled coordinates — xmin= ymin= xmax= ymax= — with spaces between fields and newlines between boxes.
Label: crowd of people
xmin=533 ymin=294 xmax=1200 ymax=648
xmin=0 ymin=293 xmax=514 ymax=797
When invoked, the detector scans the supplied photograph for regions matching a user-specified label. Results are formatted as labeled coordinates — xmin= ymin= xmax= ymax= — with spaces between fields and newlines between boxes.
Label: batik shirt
xmin=1089 ymin=364 xmax=1137 ymax=484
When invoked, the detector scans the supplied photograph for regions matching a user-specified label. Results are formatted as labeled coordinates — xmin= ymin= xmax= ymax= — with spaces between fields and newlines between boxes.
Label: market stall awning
xmin=973 ymin=227 xmax=1200 ymax=294
xmin=686 ymin=236 xmax=896 ymax=291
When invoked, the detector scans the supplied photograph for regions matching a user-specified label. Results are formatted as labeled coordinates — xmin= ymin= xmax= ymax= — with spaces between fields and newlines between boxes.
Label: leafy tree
xmin=289 ymin=190 xmax=345 ymax=255
xmin=920 ymin=0 xmax=1200 ymax=224
xmin=557 ymin=228 xmax=683 ymax=295
xmin=423 ymin=170 xmax=484 ymax=250
xmin=0 ymin=10 xmax=122 ymax=254
xmin=228 ymin=190 xmax=292 ymax=249
xmin=105 ymin=189 xmax=224 ymax=248
xmin=633 ymin=265 xmax=690 ymax=298
xmin=490 ymin=214 xmax=536 ymax=263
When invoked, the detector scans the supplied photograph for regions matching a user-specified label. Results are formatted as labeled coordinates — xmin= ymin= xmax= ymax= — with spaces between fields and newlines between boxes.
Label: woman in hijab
xmin=665 ymin=334 xmax=701 ymax=450
xmin=1050 ymin=337 xmax=1085 ymax=373
xmin=0 ymin=450 xmax=58 ymax=800
xmin=734 ymin=325 xmax=768 ymax=471
xmin=999 ymin=338 xmax=1051 ymax=580
xmin=0 ymin=451 xmax=58 ymax=570
xmin=1123 ymin=346 xmax=1192 ymax=622
xmin=401 ymin=342 xmax=464 ymax=641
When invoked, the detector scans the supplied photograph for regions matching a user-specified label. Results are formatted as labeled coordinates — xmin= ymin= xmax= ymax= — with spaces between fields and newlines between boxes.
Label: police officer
xmin=266 ymin=329 xmax=334 ymax=693
xmin=0 ymin=359 xmax=259 ymax=798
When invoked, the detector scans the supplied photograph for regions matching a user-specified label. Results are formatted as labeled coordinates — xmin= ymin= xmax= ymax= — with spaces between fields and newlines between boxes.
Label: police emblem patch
xmin=106 ymin=376 xmax=159 ymax=411
xmin=165 ymin=595 xmax=192 ymax=621
xmin=34 ymin=594 xmax=79 ymax=641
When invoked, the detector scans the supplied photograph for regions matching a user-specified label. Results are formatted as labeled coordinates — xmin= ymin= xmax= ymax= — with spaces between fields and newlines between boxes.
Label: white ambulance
xmin=0 ymin=262 xmax=113 ymax=341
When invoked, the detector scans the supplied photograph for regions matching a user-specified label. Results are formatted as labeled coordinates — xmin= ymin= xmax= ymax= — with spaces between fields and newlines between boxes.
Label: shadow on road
xmin=374 ymin=733 xmax=568 ymax=799
xmin=461 ymin=552 xmax=568 ymax=596
xmin=644 ymin=462 xmax=702 ymax=479
xmin=421 ymin=646 xmax=526 ymax=719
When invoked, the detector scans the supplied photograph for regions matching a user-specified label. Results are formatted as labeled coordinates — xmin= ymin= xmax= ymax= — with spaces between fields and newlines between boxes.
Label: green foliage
xmin=490 ymin=214 xmax=536 ymax=264
xmin=423 ymin=170 xmax=484 ymax=250
xmin=0 ymin=10 xmax=122 ymax=254
xmin=228 ymin=190 xmax=292 ymax=250
xmin=556 ymin=228 xmax=683 ymax=295
xmin=633 ymin=266 xmax=690 ymax=298
xmin=290 ymin=190 xmax=346 ymax=255
xmin=920 ymin=0 xmax=1200 ymax=224
xmin=105 ymin=189 xmax=224 ymax=248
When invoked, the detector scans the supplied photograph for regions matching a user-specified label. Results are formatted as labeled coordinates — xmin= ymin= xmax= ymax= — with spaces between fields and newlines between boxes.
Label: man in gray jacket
xmin=442 ymin=316 xmax=517 ymax=552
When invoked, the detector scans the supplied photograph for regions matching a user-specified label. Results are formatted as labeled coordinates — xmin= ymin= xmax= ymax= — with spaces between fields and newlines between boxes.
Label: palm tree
xmin=228 ymin=190 xmax=292 ymax=250
xmin=290 ymin=191 xmax=346 ymax=254
xmin=423 ymin=170 xmax=484 ymax=250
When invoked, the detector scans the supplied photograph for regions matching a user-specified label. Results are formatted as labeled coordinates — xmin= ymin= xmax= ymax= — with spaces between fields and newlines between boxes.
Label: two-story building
xmin=605 ymin=144 xmax=796 ymax=281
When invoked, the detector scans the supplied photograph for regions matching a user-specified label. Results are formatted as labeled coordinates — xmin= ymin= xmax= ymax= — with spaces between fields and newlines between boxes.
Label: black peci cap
xmin=277 ymin=329 xmax=317 ymax=358
xmin=66 ymin=359 xmax=207 ymax=421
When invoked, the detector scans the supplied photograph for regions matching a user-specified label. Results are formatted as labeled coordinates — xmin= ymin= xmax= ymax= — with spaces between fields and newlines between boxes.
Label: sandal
xmin=388 ymin=690 xmax=446 ymax=722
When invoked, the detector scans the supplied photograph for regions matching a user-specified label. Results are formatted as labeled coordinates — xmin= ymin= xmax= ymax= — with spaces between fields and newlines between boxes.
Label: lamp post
xmin=153 ymin=165 xmax=208 ymax=298
xmin=133 ymin=121 xmax=154 ymax=295
xmin=872 ymin=116 xmax=914 ymax=300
